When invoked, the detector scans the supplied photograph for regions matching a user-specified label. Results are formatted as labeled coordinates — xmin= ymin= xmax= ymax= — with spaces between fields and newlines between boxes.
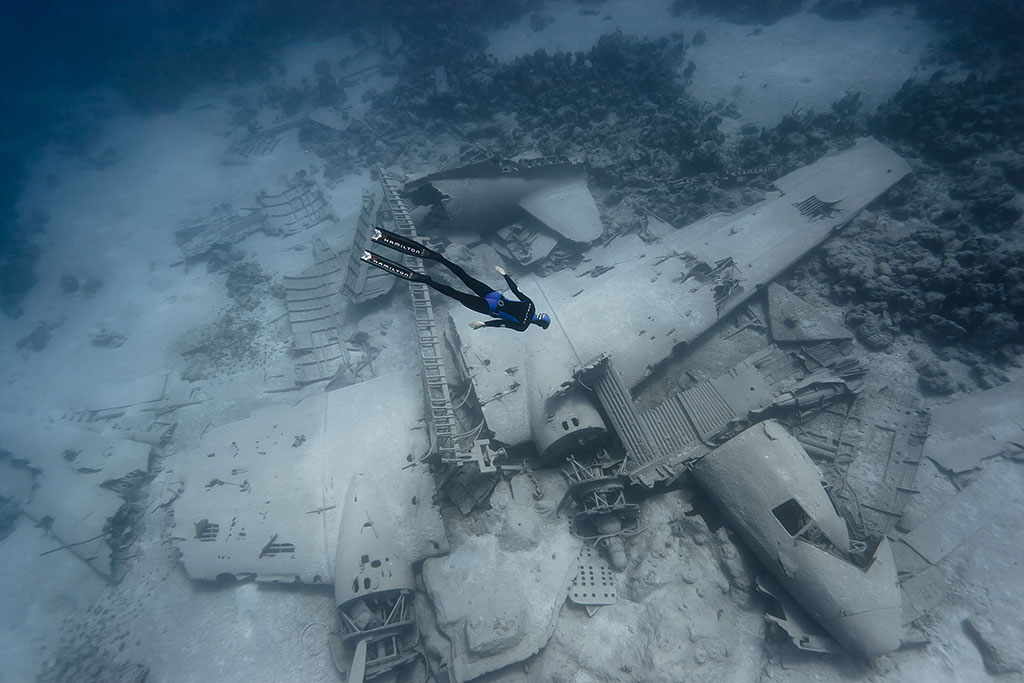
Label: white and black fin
xmin=371 ymin=226 xmax=439 ymax=260
xmin=361 ymin=250 xmax=429 ymax=282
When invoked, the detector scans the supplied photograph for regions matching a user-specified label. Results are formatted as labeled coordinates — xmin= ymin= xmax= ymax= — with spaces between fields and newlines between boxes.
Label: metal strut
xmin=377 ymin=169 xmax=460 ymax=462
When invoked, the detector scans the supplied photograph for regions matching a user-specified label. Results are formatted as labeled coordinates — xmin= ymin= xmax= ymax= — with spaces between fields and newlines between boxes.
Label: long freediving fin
xmin=361 ymin=250 xmax=429 ymax=282
xmin=371 ymin=226 xmax=440 ymax=260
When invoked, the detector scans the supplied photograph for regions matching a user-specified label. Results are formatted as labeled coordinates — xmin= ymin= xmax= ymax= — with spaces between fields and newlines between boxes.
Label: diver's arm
xmin=502 ymin=273 xmax=527 ymax=300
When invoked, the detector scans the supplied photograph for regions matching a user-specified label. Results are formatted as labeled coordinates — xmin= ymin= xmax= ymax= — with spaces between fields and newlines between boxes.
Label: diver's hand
xmin=495 ymin=265 xmax=507 ymax=276
xmin=468 ymin=321 xmax=486 ymax=329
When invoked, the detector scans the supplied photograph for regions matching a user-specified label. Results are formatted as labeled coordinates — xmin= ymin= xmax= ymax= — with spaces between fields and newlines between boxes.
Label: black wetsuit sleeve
xmin=503 ymin=273 xmax=527 ymax=301
xmin=482 ymin=318 xmax=531 ymax=332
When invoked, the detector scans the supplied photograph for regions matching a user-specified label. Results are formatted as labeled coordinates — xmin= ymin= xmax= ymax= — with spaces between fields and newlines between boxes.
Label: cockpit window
xmin=772 ymin=498 xmax=810 ymax=536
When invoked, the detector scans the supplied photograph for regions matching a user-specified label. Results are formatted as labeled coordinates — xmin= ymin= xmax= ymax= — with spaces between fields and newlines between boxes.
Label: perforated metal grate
xmin=568 ymin=546 xmax=617 ymax=607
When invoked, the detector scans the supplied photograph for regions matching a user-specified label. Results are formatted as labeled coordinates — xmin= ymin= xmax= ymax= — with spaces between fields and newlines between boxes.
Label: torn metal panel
xmin=900 ymin=461 xmax=1024 ymax=566
xmin=283 ymin=238 xmax=377 ymax=385
xmin=756 ymin=574 xmax=843 ymax=654
xmin=0 ymin=416 xmax=151 ymax=581
xmin=223 ymin=132 xmax=284 ymax=166
xmin=692 ymin=420 xmax=903 ymax=657
xmin=495 ymin=218 xmax=559 ymax=266
xmin=405 ymin=155 xmax=602 ymax=243
xmin=342 ymin=188 xmax=396 ymax=303
xmin=924 ymin=380 xmax=1024 ymax=474
xmin=840 ymin=388 xmax=929 ymax=538
xmin=440 ymin=463 xmax=500 ymax=515
xmin=767 ymin=283 xmax=852 ymax=343
xmin=63 ymin=373 xmax=199 ymax=445
xmin=285 ymin=238 xmax=347 ymax=351
xmin=171 ymin=371 xmax=448 ymax=584
xmin=899 ymin=564 xmax=948 ymax=626
xmin=796 ymin=387 xmax=929 ymax=539
xmin=568 ymin=545 xmax=617 ymax=616
xmin=258 ymin=172 xmax=337 ymax=236
xmin=222 ymin=119 xmax=305 ymax=166
xmin=175 ymin=203 xmax=267 ymax=260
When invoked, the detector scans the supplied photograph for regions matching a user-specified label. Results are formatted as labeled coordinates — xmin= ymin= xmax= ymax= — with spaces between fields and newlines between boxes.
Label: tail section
xmin=372 ymin=226 xmax=440 ymax=260
xmin=361 ymin=250 xmax=429 ymax=283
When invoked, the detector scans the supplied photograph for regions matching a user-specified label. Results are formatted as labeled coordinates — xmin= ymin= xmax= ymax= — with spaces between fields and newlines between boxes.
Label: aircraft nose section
xmin=824 ymin=606 xmax=904 ymax=659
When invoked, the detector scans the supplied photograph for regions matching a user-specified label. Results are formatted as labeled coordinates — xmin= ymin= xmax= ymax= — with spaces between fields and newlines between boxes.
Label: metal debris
xmin=257 ymin=171 xmax=337 ymax=236
xmin=795 ymin=386 xmax=928 ymax=539
xmin=341 ymin=189 xmax=396 ymax=303
xmin=901 ymin=462 xmax=1022 ymax=565
xmin=175 ymin=203 xmax=266 ymax=261
xmin=577 ymin=343 xmax=862 ymax=488
xmin=560 ymin=455 xmax=641 ymax=571
xmin=568 ymin=545 xmax=617 ymax=617
xmin=283 ymin=238 xmax=376 ymax=385
xmin=756 ymin=574 xmax=843 ymax=654
xmin=766 ymin=283 xmax=852 ymax=343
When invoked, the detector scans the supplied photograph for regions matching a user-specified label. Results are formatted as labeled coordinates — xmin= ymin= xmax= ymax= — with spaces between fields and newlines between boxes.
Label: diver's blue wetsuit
xmin=425 ymin=257 xmax=536 ymax=332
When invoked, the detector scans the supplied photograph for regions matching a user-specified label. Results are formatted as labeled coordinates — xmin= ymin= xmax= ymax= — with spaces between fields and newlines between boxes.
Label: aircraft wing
xmin=517 ymin=181 xmax=603 ymax=242
xmin=171 ymin=371 xmax=448 ymax=584
xmin=0 ymin=414 xmax=151 ymax=581
xmin=456 ymin=137 xmax=910 ymax=449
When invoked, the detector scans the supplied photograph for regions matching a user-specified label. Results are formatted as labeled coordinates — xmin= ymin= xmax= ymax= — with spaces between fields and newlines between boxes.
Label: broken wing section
xmin=517 ymin=180 xmax=603 ymax=243
xmin=0 ymin=415 xmax=151 ymax=582
xmin=691 ymin=420 xmax=902 ymax=658
xmin=173 ymin=395 xmax=337 ymax=583
xmin=172 ymin=371 xmax=447 ymax=585
xmin=536 ymin=137 xmax=911 ymax=391
xmin=406 ymin=155 xmax=603 ymax=243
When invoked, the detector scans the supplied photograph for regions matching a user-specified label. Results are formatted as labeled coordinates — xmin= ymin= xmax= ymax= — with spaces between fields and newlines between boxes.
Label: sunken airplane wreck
xmin=172 ymin=137 xmax=949 ymax=679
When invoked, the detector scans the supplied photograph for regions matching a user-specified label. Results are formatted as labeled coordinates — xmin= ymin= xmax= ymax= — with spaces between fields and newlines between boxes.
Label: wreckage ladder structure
xmin=576 ymin=354 xmax=705 ymax=487
xmin=377 ymin=170 xmax=460 ymax=463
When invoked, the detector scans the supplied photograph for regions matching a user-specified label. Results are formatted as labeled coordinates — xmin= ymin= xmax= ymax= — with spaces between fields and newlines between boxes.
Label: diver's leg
xmin=435 ymin=256 xmax=496 ymax=299
xmin=423 ymin=280 xmax=490 ymax=315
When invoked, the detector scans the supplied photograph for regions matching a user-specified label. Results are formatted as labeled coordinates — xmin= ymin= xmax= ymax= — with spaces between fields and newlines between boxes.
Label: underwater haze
xmin=1 ymin=1 xmax=1023 ymax=681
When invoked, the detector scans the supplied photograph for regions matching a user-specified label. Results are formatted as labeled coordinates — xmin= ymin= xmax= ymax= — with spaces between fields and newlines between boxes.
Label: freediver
xmin=362 ymin=226 xmax=551 ymax=332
